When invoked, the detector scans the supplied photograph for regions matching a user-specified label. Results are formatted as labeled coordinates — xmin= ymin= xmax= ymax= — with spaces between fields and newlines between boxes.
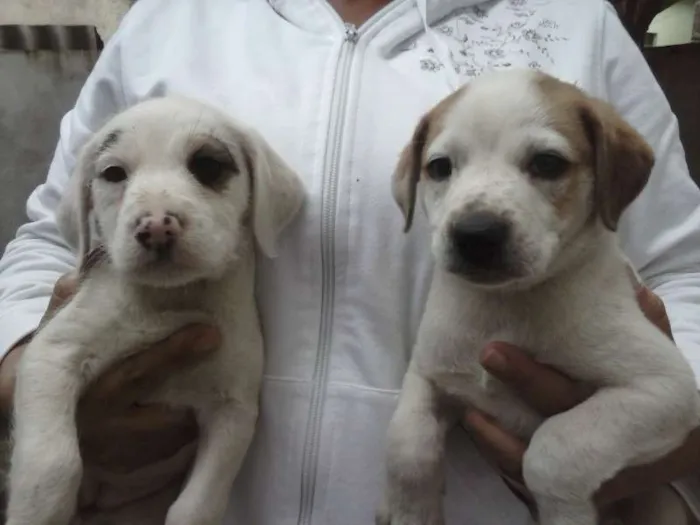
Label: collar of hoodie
xmin=266 ymin=0 xmax=487 ymax=89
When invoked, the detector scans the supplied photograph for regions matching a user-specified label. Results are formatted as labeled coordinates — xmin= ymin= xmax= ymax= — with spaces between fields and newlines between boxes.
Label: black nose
xmin=450 ymin=212 xmax=510 ymax=269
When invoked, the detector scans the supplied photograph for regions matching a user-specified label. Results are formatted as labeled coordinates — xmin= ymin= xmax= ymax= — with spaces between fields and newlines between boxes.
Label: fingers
xmin=480 ymin=343 xmax=593 ymax=416
xmin=45 ymin=272 xmax=79 ymax=315
xmin=636 ymin=287 xmax=674 ymax=341
xmin=80 ymin=323 xmax=221 ymax=416
xmin=464 ymin=410 xmax=526 ymax=481
xmin=625 ymin=262 xmax=674 ymax=340
xmin=80 ymin=405 xmax=199 ymax=473
xmin=104 ymin=405 xmax=199 ymax=434
xmin=596 ymin=426 xmax=700 ymax=506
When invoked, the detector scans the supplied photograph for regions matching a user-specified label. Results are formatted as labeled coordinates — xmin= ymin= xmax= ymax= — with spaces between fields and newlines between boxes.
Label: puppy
xmin=5 ymin=95 xmax=305 ymax=525
xmin=378 ymin=69 xmax=700 ymax=525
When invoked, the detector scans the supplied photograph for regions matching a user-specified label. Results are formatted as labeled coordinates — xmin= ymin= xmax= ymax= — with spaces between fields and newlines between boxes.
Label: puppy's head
xmin=60 ymin=96 xmax=304 ymax=287
xmin=394 ymin=69 xmax=654 ymax=290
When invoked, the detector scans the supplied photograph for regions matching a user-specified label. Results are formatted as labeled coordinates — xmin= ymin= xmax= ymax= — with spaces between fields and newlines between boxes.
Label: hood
xmin=378 ymin=0 xmax=488 ymax=90
xmin=268 ymin=0 xmax=489 ymax=89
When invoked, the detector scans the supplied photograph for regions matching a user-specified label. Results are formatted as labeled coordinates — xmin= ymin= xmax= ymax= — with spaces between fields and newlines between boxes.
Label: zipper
xmin=297 ymin=3 xmax=407 ymax=524
xmin=297 ymin=21 xmax=358 ymax=525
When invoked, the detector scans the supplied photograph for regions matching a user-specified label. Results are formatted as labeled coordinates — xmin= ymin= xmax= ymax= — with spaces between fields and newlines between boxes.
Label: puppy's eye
xmin=528 ymin=153 xmax=570 ymax=180
xmin=101 ymin=166 xmax=127 ymax=183
xmin=188 ymin=152 xmax=232 ymax=188
xmin=426 ymin=156 xmax=453 ymax=181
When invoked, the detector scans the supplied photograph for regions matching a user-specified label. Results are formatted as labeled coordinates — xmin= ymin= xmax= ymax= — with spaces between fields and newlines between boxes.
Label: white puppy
xmin=5 ymin=96 xmax=305 ymax=525
xmin=378 ymin=69 xmax=700 ymax=525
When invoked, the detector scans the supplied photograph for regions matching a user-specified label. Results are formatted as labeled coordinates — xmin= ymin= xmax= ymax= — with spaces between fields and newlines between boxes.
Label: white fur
xmin=379 ymin=70 xmax=700 ymax=525
xmin=6 ymin=95 xmax=305 ymax=525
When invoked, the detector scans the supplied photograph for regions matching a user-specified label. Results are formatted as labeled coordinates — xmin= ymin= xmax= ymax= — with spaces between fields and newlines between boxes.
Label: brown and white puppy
xmin=6 ymin=96 xmax=305 ymax=525
xmin=378 ymin=69 xmax=700 ymax=525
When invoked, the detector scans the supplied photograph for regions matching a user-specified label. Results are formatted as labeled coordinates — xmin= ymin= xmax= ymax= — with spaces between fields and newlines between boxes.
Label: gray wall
xmin=0 ymin=0 xmax=131 ymax=251
xmin=0 ymin=50 xmax=96 ymax=250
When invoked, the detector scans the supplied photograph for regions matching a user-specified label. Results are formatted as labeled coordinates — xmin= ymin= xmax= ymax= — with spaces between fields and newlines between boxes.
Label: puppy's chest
xmin=418 ymin=290 xmax=576 ymax=364
xmin=83 ymin=274 xmax=261 ymax=408
xmin=414 ymin=287 xmax=589 ymax=426
xmin=142 ymin=301 xmax=262 ymax=409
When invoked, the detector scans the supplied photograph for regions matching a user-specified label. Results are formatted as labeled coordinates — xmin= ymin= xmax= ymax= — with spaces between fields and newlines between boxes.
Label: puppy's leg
xmin=523 ymin=383 xmax=694 ymax=525
xmin=164 ymin=401 xmax=258 ymax=525
xmin=6 ymin=345 xmax=84 ymax=525
xmin=377 ymin=370 xmax=451 ymax=525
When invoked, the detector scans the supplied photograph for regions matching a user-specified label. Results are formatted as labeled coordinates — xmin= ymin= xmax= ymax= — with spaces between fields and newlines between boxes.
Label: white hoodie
xmin=1 ymin=0 xmax=700 ymax=523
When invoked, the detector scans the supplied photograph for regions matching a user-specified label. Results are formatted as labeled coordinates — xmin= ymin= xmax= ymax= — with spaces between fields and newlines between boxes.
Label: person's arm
xmin=597 ymin=2 xmax=700 ymax=383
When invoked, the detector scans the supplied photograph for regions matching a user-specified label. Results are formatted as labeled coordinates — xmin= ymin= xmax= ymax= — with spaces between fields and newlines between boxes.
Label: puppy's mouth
xmin=137 ymin=246 xmax=201 ymax=274
xmin=116 ymin=242 xmax=206 ymax=286
xmin=443 ymin=253 xmax=524 ymax=286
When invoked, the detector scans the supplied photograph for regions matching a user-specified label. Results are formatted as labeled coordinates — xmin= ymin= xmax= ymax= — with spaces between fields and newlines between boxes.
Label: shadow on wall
xmin=0 ymin=25 xmax=101 ymax=251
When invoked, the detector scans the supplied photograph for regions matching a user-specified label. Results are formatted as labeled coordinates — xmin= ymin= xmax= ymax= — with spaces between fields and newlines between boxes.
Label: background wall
xmin=0 ymin=52 xmax=96 ymax=249
xmin=649 ymin=0 xmax=698 ymax=46
xmin=0 ymin=1 xmax=131 ymax=249
xmin=1 ymin=0 xmax=131 ymax=41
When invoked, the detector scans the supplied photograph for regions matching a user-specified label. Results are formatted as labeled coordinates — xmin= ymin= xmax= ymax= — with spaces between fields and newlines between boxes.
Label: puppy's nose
xmin=451 ymin=212 xmax=510 ymax=268
xmin=134 ymin=212 xmax=182 ymax=252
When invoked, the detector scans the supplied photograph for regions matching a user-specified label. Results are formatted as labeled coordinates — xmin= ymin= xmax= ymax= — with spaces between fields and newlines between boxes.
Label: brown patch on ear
xmin=392 ymin=87 xmax=467 ymax=232
xmin=393 ymin=116 xmax=429 ymax=232
xmin=533 ymin=72 xmax=654 ymax=231
xmin=579 ymin=99 xmax=655 ymax=231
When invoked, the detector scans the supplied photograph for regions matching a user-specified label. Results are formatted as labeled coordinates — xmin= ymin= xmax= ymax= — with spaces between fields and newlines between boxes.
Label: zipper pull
xmin=344 ymin=23 xmax=359 ymax=43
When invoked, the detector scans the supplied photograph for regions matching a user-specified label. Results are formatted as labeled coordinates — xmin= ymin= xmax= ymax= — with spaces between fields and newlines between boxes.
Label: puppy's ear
xmin=56 ymin=143 xmax=95 ymax=271
xmin=243 ymin=132 xmax=305 ymax=258
xmin=580 ymin=99 xmax=655 ymax=231
xmin=393 ymin=114 xmax=430 ymax=232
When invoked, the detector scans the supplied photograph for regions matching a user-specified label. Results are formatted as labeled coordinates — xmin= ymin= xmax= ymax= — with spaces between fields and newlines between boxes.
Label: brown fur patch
xmin=393 ymin=86 xmax=468 ymax=231
xmin=533 ymin=72 xmax=655 ymax=230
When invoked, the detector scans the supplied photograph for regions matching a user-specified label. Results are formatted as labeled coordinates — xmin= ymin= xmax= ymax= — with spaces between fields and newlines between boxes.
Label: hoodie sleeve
xmin=0 ymin=1 xmax=159 ymax=359
xmin=599 ymin=3 xmax=700 ymax=384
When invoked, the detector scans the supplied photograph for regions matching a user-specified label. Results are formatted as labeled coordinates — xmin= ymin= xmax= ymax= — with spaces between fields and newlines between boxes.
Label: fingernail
xmin=481 ymin=346 xmax=509 ymax=374
xmin=464 ymin=410 xmax=482 ymax=428
xmin=192 ymin=326 xmax=221 ymax=353
xmin=625 ymin=264 xmax=644 ymax=292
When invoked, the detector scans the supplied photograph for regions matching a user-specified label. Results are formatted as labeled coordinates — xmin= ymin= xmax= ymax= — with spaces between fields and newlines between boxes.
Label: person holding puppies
xmin=1 ymin=0 xmax=700 ymax=524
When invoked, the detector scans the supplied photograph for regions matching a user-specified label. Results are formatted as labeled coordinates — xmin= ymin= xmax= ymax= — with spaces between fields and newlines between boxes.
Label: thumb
xmin=43 ymin=272 xmax=79 ymax=320
xmin=625 ymin=263 xmax=673 ymax=340
xmin=80 ymin=323 xmax=221 ymax=416
xmin=637 ymin=287 xmax=673 ymax=341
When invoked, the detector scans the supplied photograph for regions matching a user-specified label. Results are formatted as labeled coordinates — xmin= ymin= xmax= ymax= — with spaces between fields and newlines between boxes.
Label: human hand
xmin=463 ymin=282 xmax=700 ymax=511
xmin=0 ymin=272 xmax=221 ymax=475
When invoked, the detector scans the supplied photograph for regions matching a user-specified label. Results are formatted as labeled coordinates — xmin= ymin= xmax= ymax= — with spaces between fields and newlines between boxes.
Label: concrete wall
xmin=0 ymin=0 xmax=132 ymax=41
xmin=0 ymin=52 xmax=96 ymax=248
xmin=649 ymin=0 xmax=697 ymax=46
xmin=0 ymin=1 xmax=131 ymax=249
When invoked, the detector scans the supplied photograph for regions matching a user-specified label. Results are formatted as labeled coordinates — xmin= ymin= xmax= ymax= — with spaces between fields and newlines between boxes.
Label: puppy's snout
xmin=450 ymin=212 xmax=510 ymax=269
xmin=134 ymin=212 xmax=182 ymax=252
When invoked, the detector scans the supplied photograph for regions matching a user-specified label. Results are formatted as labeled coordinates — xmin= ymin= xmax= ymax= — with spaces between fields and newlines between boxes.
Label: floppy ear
xmin=580 ymin=99 xmax=655 ymax=231
xmin=56 ymin=144 xmax=96 ymax=272
xmin=243 ymin=132 xmax=305 ymax=258
xmin=393 ymin=115 xmax=430 ymax=233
